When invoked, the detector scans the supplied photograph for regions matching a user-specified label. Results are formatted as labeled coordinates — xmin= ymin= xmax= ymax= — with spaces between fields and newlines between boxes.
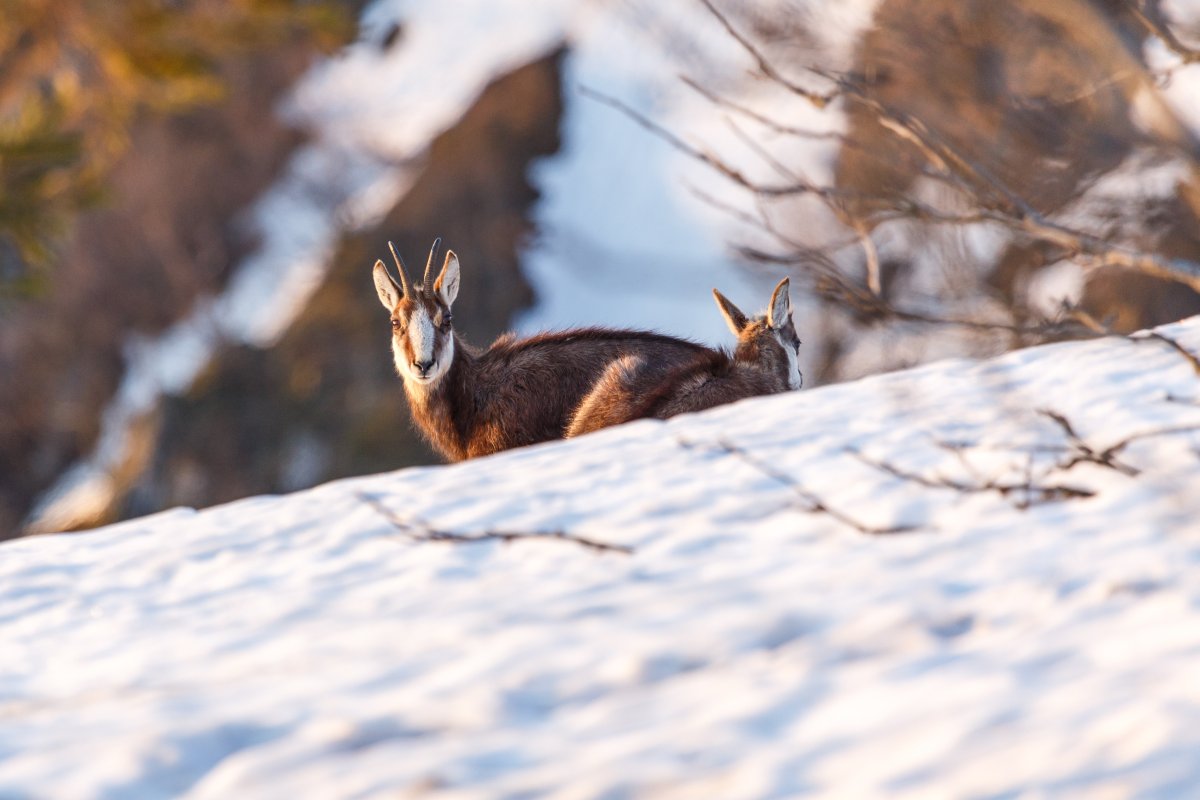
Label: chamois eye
xmin=390 ymin=318 xmax=402 ymax=331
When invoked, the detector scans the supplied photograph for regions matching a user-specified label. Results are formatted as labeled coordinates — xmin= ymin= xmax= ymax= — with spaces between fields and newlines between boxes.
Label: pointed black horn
xmin=387 ymin=241 xmax=410 ymax=295
xmin=423 ymin=237 xmax=442 ymax=287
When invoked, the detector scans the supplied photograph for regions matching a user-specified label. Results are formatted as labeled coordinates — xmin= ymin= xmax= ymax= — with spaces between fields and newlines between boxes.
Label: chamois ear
xmin=434 ymin=250 xmax=461 ymax=307
xmin=712 ymin=288 xmax=749 ymax=335
xmin=373 ymin=260 xmax=402 ymax=310
xmin=767 ymin=277 xmax=792 ymax=330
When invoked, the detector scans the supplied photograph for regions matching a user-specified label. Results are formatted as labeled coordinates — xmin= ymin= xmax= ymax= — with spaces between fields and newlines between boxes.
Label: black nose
xmin=413 ymin=359 xmax=434 ymax=373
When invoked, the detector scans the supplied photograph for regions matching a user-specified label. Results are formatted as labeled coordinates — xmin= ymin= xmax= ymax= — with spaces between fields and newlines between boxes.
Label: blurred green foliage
xmin=0 ymin=0 xmax=351 ymax=297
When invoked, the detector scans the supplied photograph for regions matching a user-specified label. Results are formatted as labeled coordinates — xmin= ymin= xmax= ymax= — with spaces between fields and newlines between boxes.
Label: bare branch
xmin=357 ymin=493 xmax=633 ymax=555
xmin=849 ymin=448 xmax=1095 ymax=510
xmin=686 ymin=183 xmax=769 ymax=231
xmin=578 ymin=85 xmax=850 ymax=206
xmin=1130 ymin=331 xmax=1200 ymax=376
xmin=680 ymin=75 xmax=840 ymax=141
xmin=583 ymin=2 xmax=1200 ymax=373
xmin=678 ymin=437 xmax=919 ymax=535
xmin=684 ymin=5 xmax=1200 ymax=296
xmin=1038 ymin=410 xmax=1142 ymax=476
xmin=880 ymin=195 xmax=1200 ymax=294
xmin=851 ymin=218 xmax=883 ymax=296
xmin=591 ymin=75 xmax=1200 ymax=337
xmin=780 ymin=259 xmax=1100 ymax=337
xmin=843 ymin=89 xmax=1200 ymax=291
xmin=1039 ymin=409 xmax=1200 ymax=476
xmin=723 ymin=114 xmax=804 ymax=184
xmin=697 ymin=0 xmax=838 ymax=108
xmin=1127 ymin=0 xmax=1200 ymax=66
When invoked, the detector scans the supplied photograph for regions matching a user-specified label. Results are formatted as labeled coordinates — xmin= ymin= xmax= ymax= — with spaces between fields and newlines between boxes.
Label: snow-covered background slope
xmin=26 ymin=0 xmax=838 ymax=533
xmin=5 ymin=318 xmax=1200 ymax=798
xmin=32 ymin=0 xmax=1200 ymax=535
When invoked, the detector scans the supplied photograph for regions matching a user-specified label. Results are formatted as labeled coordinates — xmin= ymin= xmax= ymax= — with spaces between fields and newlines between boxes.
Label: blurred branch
xmin=578 ymin=85 xmax=850 ymax=206
xmin=1037 ymin=410 xmax=1143 ymax=476
xmin=687 ymin=0 xmax=1200 ymax=309
xmin=940 ymin=409 xmax=1200 ymax=482
xmin=1130 ymin=330 xmax=1200 ymax=375
xmin=584 ymin=83 xmax=1088 ymax=336
xmin=588 ymin=69 xmax=1200 ymax=349
xmin=1035 ymin=410 xmax=1200 ymax=477
xmin=739 ymin=243 xmax=1103 ymax=337
xmin=679 ymin=75 xmax=840 ymax=141
xmin=697 ymin=0 xmax=838 ymax=108
xmin=1126 ymin=0 xmax=1200 ymax=66
xmin=849 ymin=447 xmax=1096 ymax=510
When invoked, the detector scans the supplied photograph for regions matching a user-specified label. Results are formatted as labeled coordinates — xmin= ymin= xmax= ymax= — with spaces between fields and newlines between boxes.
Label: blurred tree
xmin=661 ymin=0 xmax=1200 ymax=383
xmin=0 ymin=0 xmax=349 ymax=297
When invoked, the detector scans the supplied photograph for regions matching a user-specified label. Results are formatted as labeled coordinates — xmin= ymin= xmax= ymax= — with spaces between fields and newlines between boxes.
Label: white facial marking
xmin=410 ymin=306 xmax=435 ymax=364
xmin=395 ymin=305 xmax=452 ymax=388
xmin=786 ymin=344 xmax=803 ymax=390
xmin=774 ymin=330 xmax=803 ymax=390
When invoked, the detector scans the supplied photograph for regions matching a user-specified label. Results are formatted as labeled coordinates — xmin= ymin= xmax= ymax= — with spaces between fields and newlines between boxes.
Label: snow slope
xmin=5 ymin=318 xmax=1200 ymax=798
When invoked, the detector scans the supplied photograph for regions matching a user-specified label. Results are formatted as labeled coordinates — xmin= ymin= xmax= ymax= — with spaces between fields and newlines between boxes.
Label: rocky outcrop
xmin=833 ymin=0 xmax=1200 ymax=333
xmin=121 ymin=49 xmax=567 ymax=518
xmin=0 ymin=40 xmax=325 ymax=538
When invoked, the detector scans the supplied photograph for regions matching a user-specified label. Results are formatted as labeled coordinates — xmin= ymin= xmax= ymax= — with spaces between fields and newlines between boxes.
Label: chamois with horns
xmin=372 ymin=239 xmax=717 ymax=461
xmin=567 ymin=278 xmax=802 ymax=437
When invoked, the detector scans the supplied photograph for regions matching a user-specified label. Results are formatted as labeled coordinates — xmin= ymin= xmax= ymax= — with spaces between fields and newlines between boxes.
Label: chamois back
xmin=567 ymin=278 xmax=802 ymax=437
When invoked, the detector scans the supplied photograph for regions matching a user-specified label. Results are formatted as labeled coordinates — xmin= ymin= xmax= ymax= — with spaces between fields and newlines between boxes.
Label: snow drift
xmin=4 ymin=317 xmax=1200 ymax=798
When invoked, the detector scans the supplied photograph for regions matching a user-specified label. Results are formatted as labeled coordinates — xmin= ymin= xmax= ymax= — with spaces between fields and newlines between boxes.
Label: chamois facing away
xmin=372 ymin=239 xmax=716 ymax=461
xmin=567 ymin=278 xmax=802 ymax=437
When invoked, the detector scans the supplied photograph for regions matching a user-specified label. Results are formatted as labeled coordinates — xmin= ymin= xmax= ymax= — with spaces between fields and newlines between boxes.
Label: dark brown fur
xmin=405 ymin=327 xmax=713 ymax=460
xmin=376 ymin=244 xmax=783 ymax=460
xmin=567 ymin=318 xmax=794 ymax=437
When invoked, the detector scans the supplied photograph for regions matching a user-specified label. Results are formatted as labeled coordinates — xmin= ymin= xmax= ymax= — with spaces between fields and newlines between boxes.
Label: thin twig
xmin=852 ymin=218 xmax=883 ymax=296
xmin=724 ymin=114 xmax=804 ymax=184
xmin=579 ymin=85 xmax=852 ymax=204
xmin=1037 ymin=410 xmax=1142 ymax=476
xmin=1130 ymin=331 xmax=1200 ymax=376
xmin=1127 ymin=0 xmax=1200 ymax=66
xmin=1038 ymin=410 xmax=1200 ymax=477
xmin=591 ymin=77 xmax=1200 ymax=339
xmin=849 ymin=448 xmax=1095 ymax=510
xmin=697 ymin=0 xmax=838 ymax=108
xmin=679 ymin=437 xmax=918 ymax=535
xmin=694 ymin=0 xmax=1200 ymax=295
xmin=357 ymin=493 xmax=633 ymax=555
xmin=751 ymin=253 xmax=1100 ymax=337
xmin=680 ymin=75 xmax=840 ymax=140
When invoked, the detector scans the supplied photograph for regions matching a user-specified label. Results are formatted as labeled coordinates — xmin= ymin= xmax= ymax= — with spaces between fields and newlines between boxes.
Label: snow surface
xmin=6 ymin=318 xmax=1200 ymax=798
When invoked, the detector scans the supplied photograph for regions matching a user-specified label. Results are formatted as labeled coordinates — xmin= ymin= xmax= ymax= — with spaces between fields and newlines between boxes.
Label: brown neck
xmin=404 ymin=334 xmax=476 ymax=461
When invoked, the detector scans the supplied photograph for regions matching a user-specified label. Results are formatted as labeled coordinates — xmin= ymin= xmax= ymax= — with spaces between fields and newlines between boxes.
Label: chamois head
xmin=372 ymin=238 xmax=461 ymax=389
xmin=712 ymin=277 xmax=803 ymax=390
